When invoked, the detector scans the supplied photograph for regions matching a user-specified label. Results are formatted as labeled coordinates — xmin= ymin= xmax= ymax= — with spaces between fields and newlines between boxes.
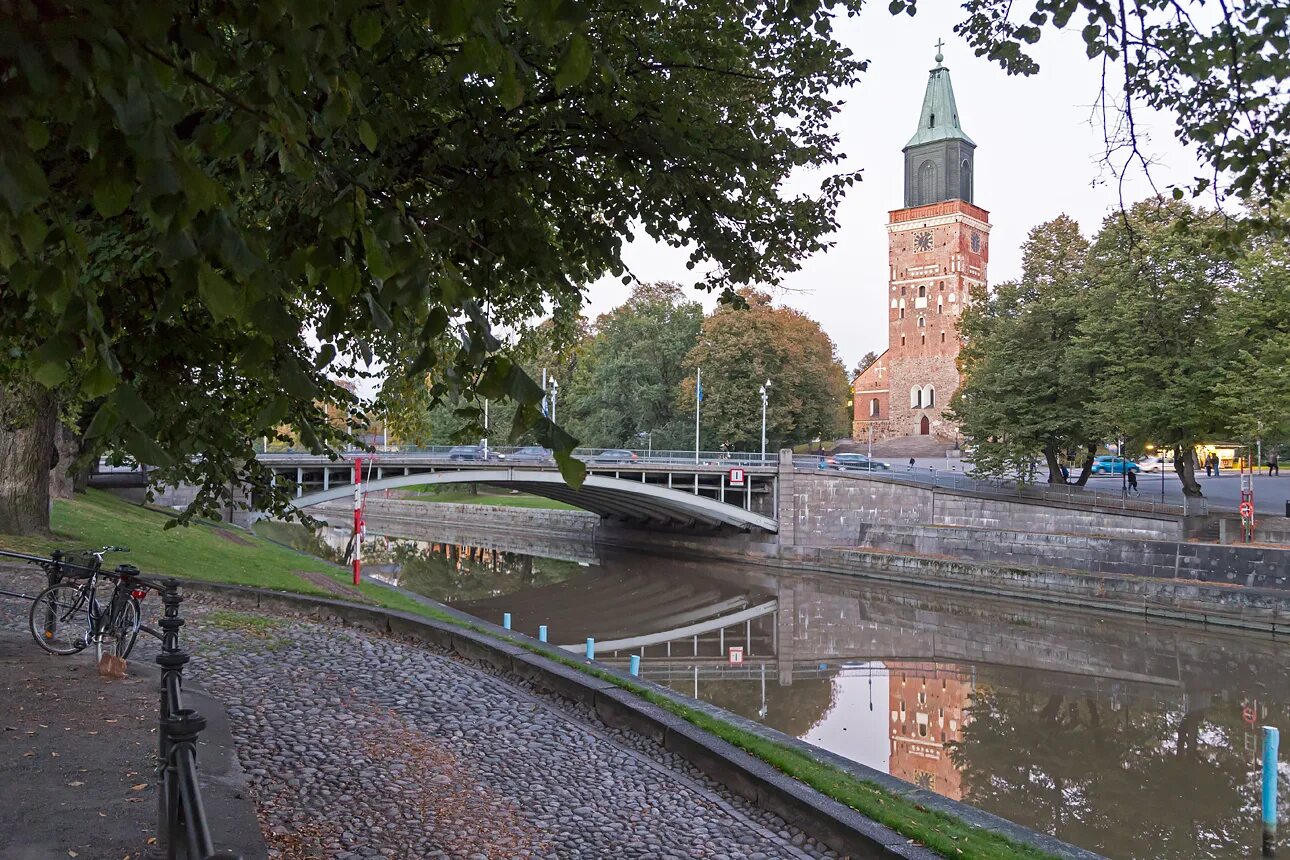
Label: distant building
xmin=853 ymin=46 xmax=991 ymax=442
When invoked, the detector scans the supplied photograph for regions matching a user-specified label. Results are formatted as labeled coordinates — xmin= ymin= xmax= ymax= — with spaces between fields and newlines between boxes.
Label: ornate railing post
xmin=162 ymin=707 xmax=208 ymax=857
xmin=155 ymin=579 xmax=188 ymax=857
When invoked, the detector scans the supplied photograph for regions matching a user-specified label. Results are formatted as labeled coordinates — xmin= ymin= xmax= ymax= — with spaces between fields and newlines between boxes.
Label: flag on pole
xmin=696 ymin=375 xmax=703 ymax=402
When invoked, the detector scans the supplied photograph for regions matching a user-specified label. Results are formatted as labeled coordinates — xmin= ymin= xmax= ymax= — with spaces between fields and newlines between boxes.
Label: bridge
xmin=257 ymin=448 xmax=782 ymax=533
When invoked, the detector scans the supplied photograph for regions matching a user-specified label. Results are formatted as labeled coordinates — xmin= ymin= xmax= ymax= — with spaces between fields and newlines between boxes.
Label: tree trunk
xmin=1073 ymin=443 xmax=1096 ymax=486
xmin=48 ymin=422 xmax=80 ymax=500
xmin=0 ymin=381 xmax=56 ymax=534
xmin=1043 ymin=445 xmax=1064 ymax=483
xmin=1174 ymin=443 xmax=1203 ymax=497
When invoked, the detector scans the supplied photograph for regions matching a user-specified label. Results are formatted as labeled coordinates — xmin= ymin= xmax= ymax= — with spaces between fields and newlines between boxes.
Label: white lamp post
xmin=759 ymin=380 xmax=771 ymax=463
xmin=549 ymin=377 xmax=559 ymax=425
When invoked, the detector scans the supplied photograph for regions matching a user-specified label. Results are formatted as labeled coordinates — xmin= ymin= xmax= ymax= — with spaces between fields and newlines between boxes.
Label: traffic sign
xmin=1240 ymin=500 xmax=1255 ymax=518
xmin=728 ymin=646 xmax=744 ymax=665
xmin=728 ymin=467 xmax=746 ymax=487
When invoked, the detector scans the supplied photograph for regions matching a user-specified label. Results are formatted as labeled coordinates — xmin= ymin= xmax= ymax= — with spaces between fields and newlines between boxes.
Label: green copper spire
xmin=904 ymin=42 xmax=975 ymax=149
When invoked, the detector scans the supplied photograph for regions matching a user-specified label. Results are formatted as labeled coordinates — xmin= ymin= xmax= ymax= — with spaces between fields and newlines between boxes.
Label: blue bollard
xmin=538 ymin=625 xmax=548 ymax=643
xmin=1265 ymin=725 xmax=1280 ymax=857
xmin=629 ymin=655 xmax=641 ymax=677
xmin=585 ymin=638 xmax=595 ymax=660
xmin=502 ymin=613 xmax=511 ymax=630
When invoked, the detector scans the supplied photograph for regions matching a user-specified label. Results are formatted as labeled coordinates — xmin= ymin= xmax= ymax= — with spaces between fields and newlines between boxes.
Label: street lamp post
xmin=549 ymin=377 xmax=559 ymax=425
xmin=759 ymin=380 xmax=771 ymax=464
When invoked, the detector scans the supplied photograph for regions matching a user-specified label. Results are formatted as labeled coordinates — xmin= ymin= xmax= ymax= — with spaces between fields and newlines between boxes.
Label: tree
xmin=1213 ymin=207 xmax=1290 ymax=444
xmin=685 ymin=290 xmax=848 ymax=451
xmin=562 ymin=282 xmax=702 ymax=450
xmin=952 ymin=215 xmax=1100 ymax=484
xmin=0 ymin=0 xmax=865 ymax=534
xmin=1080 ymin=198 xmax=1237 ymax=497
xmin=900 ymin=0 xmax=1290 ymax=225
xmin=852 ymin=351 xmax=880 ymax=380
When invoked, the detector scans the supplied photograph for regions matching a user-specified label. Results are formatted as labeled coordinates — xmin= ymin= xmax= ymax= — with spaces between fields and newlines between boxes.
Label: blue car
xmin=1090 ymin=455 xmax=1140 ymax=475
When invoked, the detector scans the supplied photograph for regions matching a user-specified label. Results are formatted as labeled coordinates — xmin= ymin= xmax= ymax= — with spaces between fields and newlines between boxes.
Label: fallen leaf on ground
xmin=67 ymin=781 xmax=84 ymax=787
xmin=131 ymin=784 xmax=147 ymax=791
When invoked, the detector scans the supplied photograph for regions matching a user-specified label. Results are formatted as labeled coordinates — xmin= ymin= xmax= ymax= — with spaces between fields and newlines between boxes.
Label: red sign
xmin=728 ymin=467 xmax=746 ymax=487
xmin=728 ymin=646 xmax=744 ymax=665
xmin=1240 ymin=501 xmax=1254 ymax=518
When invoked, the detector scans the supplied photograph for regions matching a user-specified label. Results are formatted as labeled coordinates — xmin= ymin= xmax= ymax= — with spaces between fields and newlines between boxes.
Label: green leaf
xmin=0 ymin=149 xmax=50 ymax=214
xmin=358 ymin=120 xmax=378 ymax=152
xmin=123 ymin=426 xmax=174 ymax=468
xmin=351 ymin=14 xmax=383 ymax=50
xmin=25 ymin=120 xmax=50 ymax=151
xmin=554 ymin=449 xmax=587 ymax=488
xmin=198 ymin=264 xmax=245 ymax=323
xmin=81 ymin=357 xmax=118 ymax=397
xmin=554 ymin=34 xmax=592 ymax=92
xmin=92 ymin=177 xmax=134 ymax=218
xmin=28 ymin=338 xmax=77 ymax=387
xmin=111 ymin=383 xmax=156 ymax=425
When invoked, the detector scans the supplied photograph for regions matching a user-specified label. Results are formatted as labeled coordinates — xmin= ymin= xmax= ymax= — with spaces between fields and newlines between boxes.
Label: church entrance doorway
xmin=919 ymin=415 xmax=930 ymax=436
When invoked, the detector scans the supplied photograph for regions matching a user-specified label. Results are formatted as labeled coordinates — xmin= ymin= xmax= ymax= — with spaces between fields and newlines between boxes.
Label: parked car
xmin=829 ymin=453 xmax=892 ymax=472
xmin=445 ymin=445 xmax=502 ymax=461
xmin=587 ymin=449 xmax=639 ymax=464
xmin=509 ymin=446 xmax=553 ymax=464
xmin=1090 ymin=455 xmax=1140 ymax=475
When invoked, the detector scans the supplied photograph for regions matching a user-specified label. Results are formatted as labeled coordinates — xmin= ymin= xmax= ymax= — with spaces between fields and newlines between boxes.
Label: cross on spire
xmin=934 ymin=38 xmax=945 ymax=65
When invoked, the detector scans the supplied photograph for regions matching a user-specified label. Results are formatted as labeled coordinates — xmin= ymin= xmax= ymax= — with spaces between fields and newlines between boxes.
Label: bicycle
xmin=27 ymin=547 xmax=150 ymax=661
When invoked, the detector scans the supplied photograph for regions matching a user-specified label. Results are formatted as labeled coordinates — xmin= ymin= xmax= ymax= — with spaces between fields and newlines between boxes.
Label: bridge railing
xmin=260 ymin=445 xmax=780 ymax=468
xmin=793 ymin=456 xmax=1206 ymax=517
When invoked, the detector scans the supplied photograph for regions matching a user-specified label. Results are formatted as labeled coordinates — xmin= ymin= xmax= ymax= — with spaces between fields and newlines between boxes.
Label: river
xmin=265 ymin=519 xmax=1289 ymax=860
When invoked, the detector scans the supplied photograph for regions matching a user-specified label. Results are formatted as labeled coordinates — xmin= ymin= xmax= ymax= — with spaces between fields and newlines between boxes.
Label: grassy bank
xmin=0 ymin=490 xmax=1054 ymax=860
xmin=396 ymin=487 xmax=581 ymax=510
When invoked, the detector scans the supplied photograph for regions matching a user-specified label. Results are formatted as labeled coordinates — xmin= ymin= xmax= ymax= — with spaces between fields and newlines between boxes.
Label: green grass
xmin=0 ymin=490 xmax=1053 ymax=860
xmin=397 ymin=488 xmax=581 ymax=510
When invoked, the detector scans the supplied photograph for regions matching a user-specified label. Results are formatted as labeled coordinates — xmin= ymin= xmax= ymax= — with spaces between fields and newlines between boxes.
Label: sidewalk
xmin=0 ymin=629 xmax=157 ymax=860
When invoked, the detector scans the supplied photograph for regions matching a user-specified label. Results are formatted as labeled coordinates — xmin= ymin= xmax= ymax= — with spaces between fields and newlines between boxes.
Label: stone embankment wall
xmin=317 ymin=498 xmax=600 ymax=537
xmin=784 ymin=467 xmax=1182 ymax=545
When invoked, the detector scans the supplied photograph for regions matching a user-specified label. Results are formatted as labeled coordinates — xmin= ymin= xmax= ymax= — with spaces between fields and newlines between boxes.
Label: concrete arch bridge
xmin=257 ymin=453 xmax=780 ymax=533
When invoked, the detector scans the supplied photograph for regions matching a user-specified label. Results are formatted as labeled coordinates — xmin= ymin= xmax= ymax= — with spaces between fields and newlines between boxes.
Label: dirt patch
xmin=212 ymin=529 xmax=254 ymax=546
xmin=293 ymin=569 xmax=371 ymax=603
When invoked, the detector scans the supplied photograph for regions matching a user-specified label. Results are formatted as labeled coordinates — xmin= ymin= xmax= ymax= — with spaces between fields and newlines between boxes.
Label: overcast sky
xmin=577 ymin=5 xmax=1200 ymax=372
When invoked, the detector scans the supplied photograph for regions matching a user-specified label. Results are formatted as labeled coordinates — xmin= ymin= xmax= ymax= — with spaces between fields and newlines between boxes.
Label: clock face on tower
xmin=970 ymin=230 xmax=982 ymax=253
xmin=914 ymin=231 xmax=933 ymax=252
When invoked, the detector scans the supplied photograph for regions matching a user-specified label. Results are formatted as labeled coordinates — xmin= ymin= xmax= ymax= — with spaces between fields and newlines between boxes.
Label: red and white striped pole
xmin=352 ymin=457 xmax=363 ymax=585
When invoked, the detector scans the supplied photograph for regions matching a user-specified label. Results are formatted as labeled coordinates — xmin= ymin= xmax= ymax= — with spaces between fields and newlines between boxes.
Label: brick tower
xmin=853 ymin=44 xmax=990 ymax=443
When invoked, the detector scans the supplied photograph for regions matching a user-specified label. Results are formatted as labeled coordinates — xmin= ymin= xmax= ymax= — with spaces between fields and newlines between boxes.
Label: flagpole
xmin=695 ymin=367 xmax=701 ymax=464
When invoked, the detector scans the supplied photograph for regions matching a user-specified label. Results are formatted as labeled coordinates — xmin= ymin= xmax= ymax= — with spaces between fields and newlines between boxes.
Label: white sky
xmin=578 ymin=4 xmax=1200 ymax=371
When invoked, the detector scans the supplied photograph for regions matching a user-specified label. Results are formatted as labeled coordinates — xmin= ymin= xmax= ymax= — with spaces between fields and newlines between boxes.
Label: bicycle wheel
xmin=28 ymin=583 xmax=91 ymax=655
xmin=102 ymin=598 xmax=141 ymax=661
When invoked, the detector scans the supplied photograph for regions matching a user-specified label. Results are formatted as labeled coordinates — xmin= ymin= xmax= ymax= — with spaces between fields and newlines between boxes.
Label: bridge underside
xmin=285 ymin=470 xmax=778 ymax=533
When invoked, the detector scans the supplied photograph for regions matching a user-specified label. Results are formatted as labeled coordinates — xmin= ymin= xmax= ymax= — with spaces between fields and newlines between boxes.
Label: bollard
xmin=585 ymin=638 xmax=595 ymax=660
xmin=629 ymin=655 xmax=641 ymax=677
xmin=1265 ymin=725 xmax=1280 ymax=857
xmin=502 ymin=613 xmax=511 ymax=630
xmin=538 ymin=625 xmax=548 ymax=643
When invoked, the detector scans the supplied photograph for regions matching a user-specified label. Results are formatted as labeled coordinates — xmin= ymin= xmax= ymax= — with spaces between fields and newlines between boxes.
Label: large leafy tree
xmin=684 ymin=290 xmax=849 ymax=452
xmin=0 ymin=0 xmax=865 ymax=534
xmin=562 ymin=282 xmax=702 ymax=450
xmin=1080 ymin=198 xmax=1237 ymax=497
xmin=952 ymin=215 xmax=1100 ymax=484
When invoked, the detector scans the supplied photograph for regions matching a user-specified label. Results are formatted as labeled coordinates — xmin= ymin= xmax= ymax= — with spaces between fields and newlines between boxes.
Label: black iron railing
xmin=155 ymin=580 xmax=241 ymax=860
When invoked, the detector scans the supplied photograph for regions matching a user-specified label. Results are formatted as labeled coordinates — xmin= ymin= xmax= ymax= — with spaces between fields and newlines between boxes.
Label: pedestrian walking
xmin=1127 ymin=469 xmax=1139 ymax=495
xmin=1270 ymin=452 xmax=1279 ymax=476
xmin=1204 ymin=453 xmax=1213 ymax=477
xmin=908 ymin=457 xmax=916 ymax=472
xmin=1212 ymin=453 xmax=1221 ymax=477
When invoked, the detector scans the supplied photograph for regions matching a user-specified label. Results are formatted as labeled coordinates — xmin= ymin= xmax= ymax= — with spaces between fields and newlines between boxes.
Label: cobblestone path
xmin=2 ymin=589 xmax=839 ymax=860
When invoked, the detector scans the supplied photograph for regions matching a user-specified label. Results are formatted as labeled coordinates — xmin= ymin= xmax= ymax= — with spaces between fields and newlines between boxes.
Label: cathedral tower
xmin=853 ymin=44 xmax=990 ymax=443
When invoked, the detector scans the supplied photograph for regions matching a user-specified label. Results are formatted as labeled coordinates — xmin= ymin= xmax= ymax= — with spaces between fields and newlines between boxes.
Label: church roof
xmin=904 ymin=48 xmax=975 ymax=150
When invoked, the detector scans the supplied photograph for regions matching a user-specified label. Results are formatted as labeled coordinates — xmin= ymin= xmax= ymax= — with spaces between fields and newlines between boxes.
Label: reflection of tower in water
xmin=888 ymin=661 xmax=973 ymax=801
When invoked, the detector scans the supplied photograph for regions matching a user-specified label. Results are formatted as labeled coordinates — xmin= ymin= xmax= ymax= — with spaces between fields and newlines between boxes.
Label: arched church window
xmin=899 ymin=307 xmax=905 ymax=319
xmin=918 ymin=160 xmax=937 ymax=204
xmin=870 ymin=398 xmax=880 ymax=417
xmin=960 ymin=160 xmax=972 ymax=201
xmin=917 ymin=316 xmax=925 ymax=328
xmin=910 ymin=386 xmax=922 ymax=409
xmin=941 ymin=332 xmax=946 ymax=343
xmin=918 ymin=285 xmax=926 ymax=298
xmin=925 ymin=386 xmax=936 ymax=408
